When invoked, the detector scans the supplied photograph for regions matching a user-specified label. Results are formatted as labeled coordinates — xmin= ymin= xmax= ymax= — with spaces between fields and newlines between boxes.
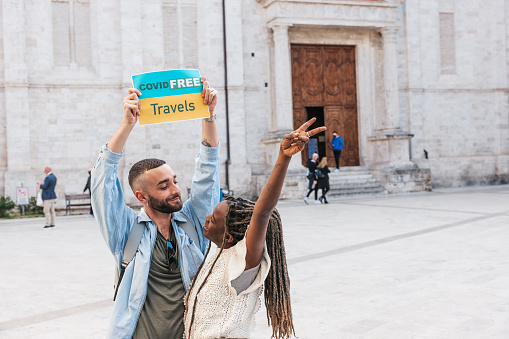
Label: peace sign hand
xmin=280 ymin=117 xmax=327 ymax=157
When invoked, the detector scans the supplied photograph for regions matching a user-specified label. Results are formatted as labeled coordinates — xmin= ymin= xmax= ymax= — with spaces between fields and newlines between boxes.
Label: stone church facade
xmin=0 ymin=0 xmax=508 ymax=206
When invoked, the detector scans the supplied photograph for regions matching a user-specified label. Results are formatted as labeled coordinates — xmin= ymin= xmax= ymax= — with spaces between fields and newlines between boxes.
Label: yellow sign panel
xmin=138 ymin=93 xmax=208 ymax=125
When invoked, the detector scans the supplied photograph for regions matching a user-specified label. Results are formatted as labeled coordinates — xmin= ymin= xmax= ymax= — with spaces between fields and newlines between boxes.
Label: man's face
xmin=312 ymin=153 xmax=319 ymax=161
xmin=141 ymin=164 xmax=182 ymax=214
xmin=333 ymin=132 xmax=337 ymax=138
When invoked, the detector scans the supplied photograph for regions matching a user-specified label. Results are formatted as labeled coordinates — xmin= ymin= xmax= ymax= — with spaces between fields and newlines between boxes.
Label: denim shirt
xmin=91 ymin=143 xmax=220 ymax=339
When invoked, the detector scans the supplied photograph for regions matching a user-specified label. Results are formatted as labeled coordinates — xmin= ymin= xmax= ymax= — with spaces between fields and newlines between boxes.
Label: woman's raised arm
xmin=244 ymin=118 xmax=326 ymax=269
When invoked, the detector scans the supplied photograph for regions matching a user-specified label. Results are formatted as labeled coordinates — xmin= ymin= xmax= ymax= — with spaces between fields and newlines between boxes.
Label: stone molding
xmin=380 ymin=26 xmax=398 ymax=44
xmin=0 ymin=83 xmax=123 ymax=89
xmin=261 ymin=0 xmax=404 ymax=28
xmin=262 ymin=129 xmax=294 ymax=144
xmin=258 ymin=0 xmax=406 ymax=9
xmin=267 ymin=21 xmax=293 ymax=30
xmin=1 ymin=83 xmax=30 ymax=88
xmin=368 ymin=133 xmax=413 ymax=141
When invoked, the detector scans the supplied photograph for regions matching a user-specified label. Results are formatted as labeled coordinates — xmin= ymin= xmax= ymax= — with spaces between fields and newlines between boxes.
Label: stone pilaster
xmin=271 ymin=23 xmax=293 ymax=132
xmin=263 ymin=23 xmax=303 ymax=173
xmin=369 ymin=26 xmax=412 ymax=166
xmin=119 ymin=0 xmax=145 ymax=204
xmin=221 ymin=0 xmax=252 ymax=196
xmin=381 ymin=27 xmax=400 ymax=132
xmin=3 ymin=0 xmax=36 ymax=199
xmin=368 ymin=25 xmax=430 ymax=192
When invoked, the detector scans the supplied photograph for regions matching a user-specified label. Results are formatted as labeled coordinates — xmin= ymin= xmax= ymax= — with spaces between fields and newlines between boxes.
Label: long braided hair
xmin=185 ymin=196 xmax=295 ymax=339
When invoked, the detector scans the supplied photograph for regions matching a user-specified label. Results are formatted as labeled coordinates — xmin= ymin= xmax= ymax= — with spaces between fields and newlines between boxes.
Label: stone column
xmin=381 ymin=27 xmax=400 ymax=132
xmin=3 ymin=0 xmax=34 ymax=199
xmin=368 ymin=27 xmax=413 ymax=167
xmin=119 ymin=0 xmax=145 ymax=204
xmin=218 ymin=0 xmax=252 ymax=196
xmin=68 ymin=0 xmax=77 ymax=68
xmin=271 ymin=23 xmax=293 ymax=132
xmin=263 ymin=23 xmax=303 ymax=174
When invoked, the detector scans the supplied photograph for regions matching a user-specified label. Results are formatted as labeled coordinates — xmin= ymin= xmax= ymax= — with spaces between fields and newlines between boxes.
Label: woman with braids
xmin=184 ymin=118 xmax=326 ymax=339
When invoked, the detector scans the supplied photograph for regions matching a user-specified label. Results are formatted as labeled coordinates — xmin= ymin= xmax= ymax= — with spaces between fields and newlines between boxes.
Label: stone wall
xmin=0 ymin=0 xmax=235 ymax=207
xmin=401 ymin=0 xmax=509 ymax=188
xmin=1 ymin=0 xmax=508 ymax=205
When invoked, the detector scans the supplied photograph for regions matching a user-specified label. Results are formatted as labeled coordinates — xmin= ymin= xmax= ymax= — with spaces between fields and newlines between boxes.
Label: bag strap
xmin=113 ymin=218 xmax=145 ymax=301
xmin=176 ymin=213 xmax=199 ymax=246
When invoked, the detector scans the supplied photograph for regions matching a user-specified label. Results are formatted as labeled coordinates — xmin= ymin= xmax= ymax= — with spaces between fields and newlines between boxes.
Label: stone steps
xmin=327 ymin=184 xmax=386 ymax=197
xmin=329 ymin=178 xmax=375 ymax=183
xmin=258 ymin=166 xmax=387 ymax=200
xmin=325 ymin=167 xmax=387 ymax=198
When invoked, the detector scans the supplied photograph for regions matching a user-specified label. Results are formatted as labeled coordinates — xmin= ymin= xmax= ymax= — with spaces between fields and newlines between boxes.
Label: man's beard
xmin=148 ymin=193 xmax=183 ymax=214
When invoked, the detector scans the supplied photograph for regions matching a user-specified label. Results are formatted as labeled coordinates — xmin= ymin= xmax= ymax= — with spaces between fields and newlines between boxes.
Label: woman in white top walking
xmin=184 ymin=118 xmax=326 ymax=339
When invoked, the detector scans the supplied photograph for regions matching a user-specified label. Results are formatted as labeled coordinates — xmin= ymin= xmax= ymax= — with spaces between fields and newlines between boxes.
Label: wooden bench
xmin=65 ymin=194 xmax=91 ymax=215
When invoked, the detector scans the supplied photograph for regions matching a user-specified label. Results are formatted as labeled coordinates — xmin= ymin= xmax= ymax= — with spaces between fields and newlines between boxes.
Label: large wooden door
xmin=291 ymin=45 xmax=360 ymax=167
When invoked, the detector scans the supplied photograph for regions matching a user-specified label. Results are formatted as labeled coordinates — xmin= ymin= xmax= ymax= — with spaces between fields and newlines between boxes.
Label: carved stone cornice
xmin=261 ymin=0 xmax=405 ymax=29
xmin=380 ymin=26 xmax=399 ymax=44
xmin=257 ymin=0 xmax=407 ymax=9
xmin=368 ymin=132 xmax=413 ymax=141
xmin=268 ymin=21 xmax=293 ymax=31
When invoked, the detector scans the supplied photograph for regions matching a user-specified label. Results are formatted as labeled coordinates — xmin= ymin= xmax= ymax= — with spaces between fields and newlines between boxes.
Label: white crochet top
xmin=185 ymin=237 xmax=271 ymax=339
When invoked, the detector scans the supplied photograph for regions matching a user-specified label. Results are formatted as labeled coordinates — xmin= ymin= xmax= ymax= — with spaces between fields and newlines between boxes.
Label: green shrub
xmin=17 ymin=196 xmax=44 ymax=216
xmin=0 ymin=196 xmax=16 ymax=217
xmin=29 ymin=196 xmax=44 ymax=214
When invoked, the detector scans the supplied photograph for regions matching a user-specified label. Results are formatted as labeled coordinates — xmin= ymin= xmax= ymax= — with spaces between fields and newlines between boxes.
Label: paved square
xmin=1 ymin=185 xmax=508 ymax=338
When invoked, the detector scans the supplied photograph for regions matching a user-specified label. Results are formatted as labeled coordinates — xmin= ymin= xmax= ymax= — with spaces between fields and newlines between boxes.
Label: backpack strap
xmin=175 ymin=213 xmax=199 ymax=246
xmin=113 ymin=218 xmax=145 ymax=301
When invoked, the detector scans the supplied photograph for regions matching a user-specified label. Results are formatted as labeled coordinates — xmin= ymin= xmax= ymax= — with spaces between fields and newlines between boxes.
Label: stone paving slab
xmin=0 ymin=185 xmax=508 ymax=338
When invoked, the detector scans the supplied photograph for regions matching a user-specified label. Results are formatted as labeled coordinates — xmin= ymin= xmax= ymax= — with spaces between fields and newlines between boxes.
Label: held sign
xmin=16 ymin=187 xmax=29 ymax=205
xmin=132 ymin=69 xmax=209 ymax=125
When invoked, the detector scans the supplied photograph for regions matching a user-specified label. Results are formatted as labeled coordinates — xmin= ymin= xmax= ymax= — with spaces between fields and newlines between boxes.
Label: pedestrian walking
xmin=316 ymin=157 xmax=330 ymax=204
xmin=331 ymin=131 xmax=343 ymax=172
xmin=39 ymin=166 xmax=57 ymax=228
xmin=83 ymin=168 xmax=93 ymax=216
xmin=304 ymin=153 xmax=320 ymax=204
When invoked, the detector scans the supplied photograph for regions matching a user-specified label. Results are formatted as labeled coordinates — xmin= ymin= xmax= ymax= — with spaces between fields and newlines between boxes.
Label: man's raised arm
xmin=108 ymin=88 xmax=142 ymax=153
xmin=245 ymin=118 xmax=326 ymax=269
xmin=91 ymin=89 xmax=141 ymax=255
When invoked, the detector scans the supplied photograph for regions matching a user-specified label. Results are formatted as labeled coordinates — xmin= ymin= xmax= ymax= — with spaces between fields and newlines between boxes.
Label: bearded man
xmin=91 ymin=76 xmax=219 ymax=339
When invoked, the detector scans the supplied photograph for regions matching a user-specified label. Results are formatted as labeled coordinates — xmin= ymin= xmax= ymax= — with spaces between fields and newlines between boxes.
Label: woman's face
xmin=203 ymin=201 xmax=229 ymax=246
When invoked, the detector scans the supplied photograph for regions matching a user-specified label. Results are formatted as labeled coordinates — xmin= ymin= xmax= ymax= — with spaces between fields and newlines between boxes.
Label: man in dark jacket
xmin=83 ymin=168 xmax=93 ymax=216
xmin=304 ymin=153 xmax=320 ymax=204
xmin=40 ymin=166 xmax=57 ymax=228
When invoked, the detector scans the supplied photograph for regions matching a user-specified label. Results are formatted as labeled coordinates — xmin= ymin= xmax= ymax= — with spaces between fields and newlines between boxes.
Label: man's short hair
xmin=128 ymin=158 xmax=166 ymax=190
xmin=332 ymin=131 xmax=338 ymax=134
